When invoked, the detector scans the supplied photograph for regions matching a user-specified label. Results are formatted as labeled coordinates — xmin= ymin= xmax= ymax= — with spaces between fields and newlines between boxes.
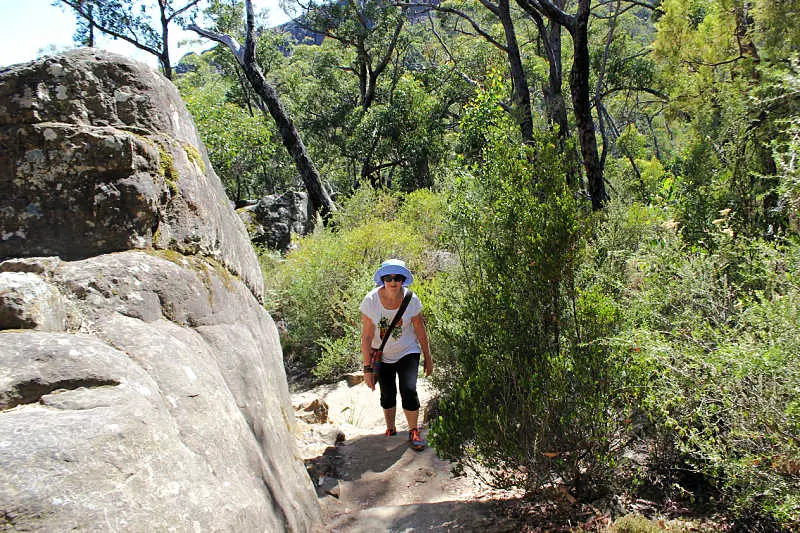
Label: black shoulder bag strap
xmin=377 ymin=290 xmax=413 ymax=353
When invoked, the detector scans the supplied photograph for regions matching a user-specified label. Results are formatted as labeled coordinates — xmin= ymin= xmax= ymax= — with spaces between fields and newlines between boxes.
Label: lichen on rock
xmin=0 ymin=48 xmax=263 ymax=301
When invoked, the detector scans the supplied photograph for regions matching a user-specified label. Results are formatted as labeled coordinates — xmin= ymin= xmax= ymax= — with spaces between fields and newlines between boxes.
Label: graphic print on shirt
xmin=378 ymin=315 xmax=403 ymax=342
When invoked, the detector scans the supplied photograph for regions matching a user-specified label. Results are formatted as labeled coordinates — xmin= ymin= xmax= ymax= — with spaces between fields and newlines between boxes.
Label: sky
xmin=0 ymin=0 xmax=292 ymax=69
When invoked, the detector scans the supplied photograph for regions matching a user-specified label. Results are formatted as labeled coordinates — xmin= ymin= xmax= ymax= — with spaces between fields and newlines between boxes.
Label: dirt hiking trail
xmin=292 ymin=376 xmax=521 ymax=532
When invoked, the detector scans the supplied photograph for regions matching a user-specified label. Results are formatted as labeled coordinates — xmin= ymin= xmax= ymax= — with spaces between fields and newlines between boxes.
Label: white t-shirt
xmin=359 ymin=287 xmax=423 ymax=364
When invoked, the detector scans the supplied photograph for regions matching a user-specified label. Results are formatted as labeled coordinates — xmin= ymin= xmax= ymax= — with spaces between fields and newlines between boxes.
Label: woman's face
xmin=381 ymin=274 xmax=406 ymax=289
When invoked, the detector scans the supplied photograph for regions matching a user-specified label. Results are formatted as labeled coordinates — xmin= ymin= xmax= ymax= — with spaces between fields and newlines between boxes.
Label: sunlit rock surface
xmin=0 ymin=49 xmax=319 ymax=532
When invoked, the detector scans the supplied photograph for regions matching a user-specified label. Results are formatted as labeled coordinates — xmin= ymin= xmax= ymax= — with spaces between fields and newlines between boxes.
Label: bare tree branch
xmin=186 ymin=24 xmax=245 ymax=63
xmin=594 ymin=0 xmax=660 ymax=10
xmin=167 ymin=0 xmax=201 ymax=23
xmin=244 ymin=0 xmax=256 ymax=64
xmin=476 ymin=0 xmax=501 ymax=18
xmin=592 ymin=2 xmax=636 ymax=19
xmin=372 ymin=17 xmax=405 ymax=80
xmin=681 ymin=54 xmax=749 ymax=69
xmin=427 ymin=12 xmax=478 ymax=86
xmin=595 ymin=0 xmax=621 ymax=170
xmin=600 ymin=86 xmax=668 ymax=100
xmin=397 ymin=2 xmax=508 ymax=51
xmin=59 ymin=0 xmax=160 ymax=57
xmin=521 ymin=0 xmax=574 ymax=30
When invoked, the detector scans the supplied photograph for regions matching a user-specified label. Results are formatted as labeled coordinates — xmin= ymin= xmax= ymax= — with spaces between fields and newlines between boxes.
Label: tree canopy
xmin=56 ymin=0 xmax=202 ymax=79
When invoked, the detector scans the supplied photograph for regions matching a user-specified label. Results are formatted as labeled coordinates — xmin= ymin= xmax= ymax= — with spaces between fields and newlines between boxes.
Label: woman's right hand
xmin=365 ymin=371 xmax=376 ymax=390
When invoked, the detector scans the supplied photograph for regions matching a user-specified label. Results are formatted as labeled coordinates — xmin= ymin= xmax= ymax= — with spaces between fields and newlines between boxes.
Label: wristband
xmin=364 ymin=366 xmax=373 ymax=373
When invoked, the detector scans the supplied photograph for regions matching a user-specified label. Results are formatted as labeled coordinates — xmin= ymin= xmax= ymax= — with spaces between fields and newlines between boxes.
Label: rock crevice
xmin=0 ymin=377 xmax=122 ymax=411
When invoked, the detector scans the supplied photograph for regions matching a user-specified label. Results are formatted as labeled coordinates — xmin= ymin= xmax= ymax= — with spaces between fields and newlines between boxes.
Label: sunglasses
xmin=381 ymin=274 xmax=406 ymax=283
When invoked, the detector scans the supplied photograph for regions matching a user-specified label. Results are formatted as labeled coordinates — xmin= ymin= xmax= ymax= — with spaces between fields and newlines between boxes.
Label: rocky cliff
xmin=0 ymin=49 xmax=320 ymax=532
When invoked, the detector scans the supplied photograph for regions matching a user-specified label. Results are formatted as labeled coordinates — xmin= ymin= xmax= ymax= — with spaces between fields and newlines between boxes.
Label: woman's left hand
xmin=423 ymin=356 xmax=433 ymax=377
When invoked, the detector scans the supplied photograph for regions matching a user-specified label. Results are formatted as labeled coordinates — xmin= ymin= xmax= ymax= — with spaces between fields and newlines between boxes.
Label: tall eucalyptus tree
xmin=289 ymin=0 xmax=408 ymax=112
xmin=285 ymin=0 xmax=418 ymax=187
xmin=514 ymin=0 xmax=608 ymax=209
xmin=416 ymin=0 xmax=534 ymax=142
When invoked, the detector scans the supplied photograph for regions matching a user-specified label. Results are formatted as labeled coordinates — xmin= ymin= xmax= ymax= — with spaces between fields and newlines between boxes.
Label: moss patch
xmin=238 ymin=210 xmax=259 ymax=236
xmin=145 ymin=248 xmax=188 ymax=268
xmin=182 ymin=142 xmax=205 ymax=173
xmin=157 ymin=144 xmax=179 ymax=195
xmin=145 ymin=249 xmax=241 ymax=306
xmin=127 ymin=132 xmax=179 ymax=196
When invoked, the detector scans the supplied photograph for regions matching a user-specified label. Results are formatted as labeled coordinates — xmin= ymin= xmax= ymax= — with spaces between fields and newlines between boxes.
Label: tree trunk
xmin=240 ymin=59 xmax=336 ymax=222
xmin=569 ymin=0 xmax=607 ymax=209
xmin=497 ymin=0 xmax=534 ymax=143
xmin=188 ymin=2 xmax=336 ymax=223
xmin=514 ymin=0 xmax=607 ymax=205
xmin=364 ymin=70 xmax=378 ymax=110
xmin=358 ymin=45 xmax=370 ymax=110
xmin=159 ymin=5 xmax=172 ymax=80
xmin=87 ymin=4 xmax=96 ymax=47
xmin=542 ymin=12 xmax=569 ymax=142
xmin=540 ymin=12 xmax=578 ymax=185
xmin=160 ymin=52 xmax=173 ymax=80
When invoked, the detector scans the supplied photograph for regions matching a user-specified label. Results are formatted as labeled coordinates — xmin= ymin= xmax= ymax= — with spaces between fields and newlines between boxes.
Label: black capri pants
xmin=378 ymin=353 xmax=420 ymax=411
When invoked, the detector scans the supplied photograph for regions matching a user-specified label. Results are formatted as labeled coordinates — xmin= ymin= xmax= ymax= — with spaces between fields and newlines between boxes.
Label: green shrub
xmin=604 ymin=124 xmax=674 ymax=205
xmin=428 ymin=77 xmax=632 ymax=497
xmin=616 ymin=228 xmax=800 ymax=526
xmin=610 ymin=514 xmax=662 ymax=533
xmin=671 ymin=135 xmax=728 ymax=246
xmin=774 ymin=116 xmax=800 ymax=232
xmin=313 ymin=327 xmax=361 ymax=380
xmin=397 ymin=188 xmax=447 ymax=248
xmin=331 ymin=186 xmax=402 ymax=231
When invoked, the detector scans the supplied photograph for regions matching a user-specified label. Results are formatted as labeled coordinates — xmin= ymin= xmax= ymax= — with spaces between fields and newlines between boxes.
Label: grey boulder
xmin=0 ymin=49 xmax=319 ymax=532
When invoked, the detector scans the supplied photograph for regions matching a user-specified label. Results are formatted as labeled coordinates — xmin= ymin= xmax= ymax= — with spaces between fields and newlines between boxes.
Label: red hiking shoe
xmin=409 ymin=428 xmax=425 ymax=451
xmin=385 ymin=428 xmax=397 ymax=436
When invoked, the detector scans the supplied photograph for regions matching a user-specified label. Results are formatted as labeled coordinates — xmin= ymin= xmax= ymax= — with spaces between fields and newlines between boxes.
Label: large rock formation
xmin=0 ymin=49 xmax=320 ymax=532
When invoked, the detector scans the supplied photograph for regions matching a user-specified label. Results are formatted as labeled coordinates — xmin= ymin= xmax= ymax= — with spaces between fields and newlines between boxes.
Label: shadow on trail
xmin=324 ymin=499 xmax=520 ymax=533
xmin=336 ymin=432 xmax=413 ymax=480
xmin=310 ymin=431 xmax=524 ymax=532
xmin=305 ymin=431 xmax=418 ymax=504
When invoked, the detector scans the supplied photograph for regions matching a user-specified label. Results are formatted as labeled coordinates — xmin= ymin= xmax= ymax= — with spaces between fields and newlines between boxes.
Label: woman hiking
xmin=359 ymin=259 xmax=433 ymax=451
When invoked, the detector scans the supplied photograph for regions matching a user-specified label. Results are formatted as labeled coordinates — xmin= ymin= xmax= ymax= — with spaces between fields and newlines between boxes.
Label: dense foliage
xmin=428 ymin=75 xmax=630 ymax=497
xmin=262 ymin=188 xmax=446 ymax=380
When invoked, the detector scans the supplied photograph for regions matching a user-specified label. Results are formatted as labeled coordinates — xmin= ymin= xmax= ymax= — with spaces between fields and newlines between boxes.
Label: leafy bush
xmin=604 ymin=125 xmax=674 ymax=205
xmin=428 ymin=78 xmax=632 ymax=497
xmin=774 ymin=114 xmax=800 ymax=233
xmin=177 ymin=55 xmax=288 ymax=202
xmin=610 ymin=514 xmax=662 ymax=533
xmin=613 ymin=219 xmax=800 ymax=526
xmin=330 ymin=186 xmax=402 ymax=231
xmin=396 ymin=188 xmax=447 ymax=248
